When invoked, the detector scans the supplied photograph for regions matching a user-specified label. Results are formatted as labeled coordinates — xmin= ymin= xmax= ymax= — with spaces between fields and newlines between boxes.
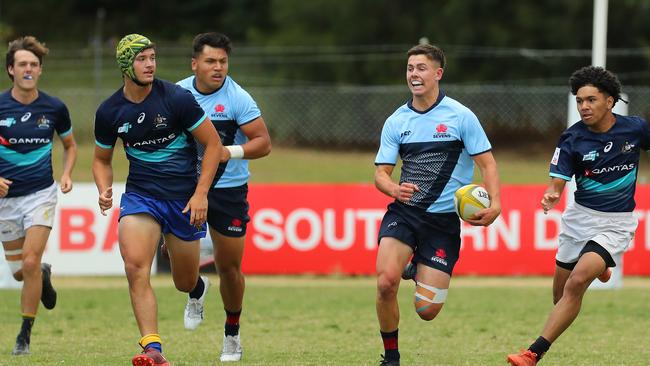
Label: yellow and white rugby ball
xmin=453 ymin=184 xmax=490 ymax=221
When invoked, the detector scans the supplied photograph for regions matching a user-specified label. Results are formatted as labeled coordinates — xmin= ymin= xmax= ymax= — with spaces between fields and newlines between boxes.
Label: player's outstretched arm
xmin=469 ymin=151 xmax=501 ymax=226
xmin=541 ymin=178 xmax=567 ymax=214
xmin=92 ymin=145 xmax=114 ymax=216
xmin=59 ymin=132 xmax=77 ymax=194
xmin=222 ymin=117 xmax=271 ymax=162
xmin=185 ymin=117 xmax=222 ymax=226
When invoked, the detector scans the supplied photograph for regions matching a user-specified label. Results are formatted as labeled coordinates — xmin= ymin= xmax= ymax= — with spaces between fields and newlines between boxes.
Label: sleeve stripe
xmin=469 ymin=148 xmax=492 ymax=157
xmin=187 ymin=113 xmax=209 ymax=132
xmin=550 ymin=172 xmax=572 ymax=181
xmin=95 ymin=140 xmax=113 ymax=149
xmin=58 ymin=128 xmax=73 ymax=137
xmin=375 ymin=162 xmax=397 ymax=166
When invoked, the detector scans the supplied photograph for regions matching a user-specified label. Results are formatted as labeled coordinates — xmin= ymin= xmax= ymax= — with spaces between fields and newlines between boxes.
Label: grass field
xmin=53 ymin=144 xmax=650 ymax=184
xmin=1 ymin=276 xmax=649 ymax=365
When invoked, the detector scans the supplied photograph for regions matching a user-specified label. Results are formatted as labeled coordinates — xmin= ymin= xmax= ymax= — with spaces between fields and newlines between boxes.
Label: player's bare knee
xmin=565 ymin=273 xmax=591 ymax=295
xmin=414 ymin=281 xmax=448 ymax=320
xmin=21 ymin=254 xmax=40 ymax=276
xmin=377 ymin=272 xmax=400 ymax=299
xmin=218 ymin=263 xmax=242 ymax=279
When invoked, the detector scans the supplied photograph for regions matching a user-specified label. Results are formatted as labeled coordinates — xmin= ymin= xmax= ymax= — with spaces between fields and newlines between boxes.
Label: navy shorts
xmin=207 ymin=184 xmax=250 ymax=238
xmin=378 ymin=202 xmax=461 ymax=275
xmin=119 ymin=191 xmax=207 ymax=242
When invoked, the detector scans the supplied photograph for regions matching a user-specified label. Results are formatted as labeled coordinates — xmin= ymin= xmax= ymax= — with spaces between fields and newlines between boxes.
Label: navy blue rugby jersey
xmin=375 ymin=92 xmax=492 ymax=213
xmin=0 ymin=90 xmax=72 ymax=197
xmin=550 ymin=114 xmax=650 ymax=212
xmin=94 ymin=79 xmax=207 ymax=200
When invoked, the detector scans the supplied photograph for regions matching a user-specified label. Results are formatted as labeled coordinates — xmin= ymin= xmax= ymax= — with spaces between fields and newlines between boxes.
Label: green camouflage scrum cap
xmin=116 ymin=33 xmax=153 ymax=81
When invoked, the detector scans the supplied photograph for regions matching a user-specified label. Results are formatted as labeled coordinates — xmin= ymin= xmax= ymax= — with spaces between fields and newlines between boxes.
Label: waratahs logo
xmin=432 ymin=248 xmax=448 ymax=266
xmin=211 ymin=104 xmax=227 ymax=119
xmin=228 ymin=217 xmax=243 ymax=232
xmin=433 ymin=123 xmax=450 ymax=139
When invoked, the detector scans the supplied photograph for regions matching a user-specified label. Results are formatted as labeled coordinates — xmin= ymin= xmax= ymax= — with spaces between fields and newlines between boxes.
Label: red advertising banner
xmin=244 ymin=184 xmax=650 ymax=275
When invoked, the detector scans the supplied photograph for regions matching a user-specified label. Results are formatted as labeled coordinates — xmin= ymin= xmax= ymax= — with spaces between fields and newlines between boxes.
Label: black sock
xmin=18 ymin=315 xmax=35 ymax=343
xmin=529 ymin=336 xmax=551 ymax=361
xmin=380 ymin=329 xmax=400 ymax=361
xmin=189 ymin=276 xmax=205 ymax=299
xmin=225 ymin=309 xmax=241 ymax=336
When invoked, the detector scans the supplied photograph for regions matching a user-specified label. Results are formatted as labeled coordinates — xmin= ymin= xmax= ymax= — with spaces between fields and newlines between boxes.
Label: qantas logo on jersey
xmin=585 ymin=163 xmax=635 ymax=176
xmin=0 ymin=136 xmax=51 ymax=145
xmin=130 ymin=133 xmax=177 ymax=147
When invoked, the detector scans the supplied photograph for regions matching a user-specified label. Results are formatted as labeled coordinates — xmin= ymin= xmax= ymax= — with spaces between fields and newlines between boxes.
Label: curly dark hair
xmin=569 ymin=66 xmax=623 ymax=106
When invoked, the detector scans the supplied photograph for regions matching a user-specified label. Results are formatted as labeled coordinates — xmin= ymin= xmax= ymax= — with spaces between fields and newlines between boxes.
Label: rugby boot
xmin=379 ymin=354 xmax=400 ymax=366
xmin=11 ymin=335 xmax=29 ymax=356
xmin=598 ymin=268 xmax=612 ymax=283
xmin=184 ymin=276 xmax=210 ymax=330
xmin=401 ymin=261 xmax=416 ymax=281
xmin=41 ymin=263 xmax=57 ymax=310
xmin=220 ymin=334 xmax=243 ymax=362
xmin=507 ymin=349 xmax=538 ymax=366
xmin=132 ymin=347 xmax=170 ymax=366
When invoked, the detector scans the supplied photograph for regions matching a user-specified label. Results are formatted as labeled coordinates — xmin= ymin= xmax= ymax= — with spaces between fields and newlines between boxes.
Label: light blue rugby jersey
xmin=177 ymin=75 xmax=261 ymax=188
xmin=0 ymin=90 xmax=72 ymax=197
xmin=94 ymin=79 xmax=207 ymax=200
xmin=550 ymin=114 xmax=650 ymax=212
xmin=375 ymin=91 xmax=492 ymax=213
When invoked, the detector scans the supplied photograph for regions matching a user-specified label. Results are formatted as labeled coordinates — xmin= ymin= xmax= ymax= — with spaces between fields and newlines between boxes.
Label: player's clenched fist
xmin=0 ymin=177 xmax=12 ymax=198
xmin=99 ymin=186 xmax=113 ymax=215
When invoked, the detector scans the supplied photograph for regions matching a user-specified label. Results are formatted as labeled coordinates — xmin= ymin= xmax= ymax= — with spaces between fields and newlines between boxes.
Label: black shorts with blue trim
xmin=207 ymin=184 xmax=250 ymax=237
xmin=378 ymin=202 xmax=461 ymax=275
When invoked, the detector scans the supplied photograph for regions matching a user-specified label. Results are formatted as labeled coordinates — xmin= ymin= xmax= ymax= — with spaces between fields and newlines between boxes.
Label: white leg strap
xmin=7 ymin=260 xmax=22 ymax=274
xmin=4 ymin=249 xmax=23 ymax=256
xmin=415 ymin=281 xmax=448 ymax=304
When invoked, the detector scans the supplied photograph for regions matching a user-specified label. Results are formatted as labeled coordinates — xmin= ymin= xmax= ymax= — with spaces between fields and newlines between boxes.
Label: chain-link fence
xmin=5 ymin=43 xmax=650 ymax=151
xmin=51 ymin=84 xmax=650 ymax=151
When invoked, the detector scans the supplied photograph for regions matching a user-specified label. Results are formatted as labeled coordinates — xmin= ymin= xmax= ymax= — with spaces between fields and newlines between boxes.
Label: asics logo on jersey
xmin=0 ymin=118 xmax=16 ymax=127
xmin=604 ymin=141 xmax=613 ymax=152
xmin=587 ymin=163 xmax=635 ymax=175
xmin=118 ymin=122 xmax=132 ymax=134
xmin=137 ymin=112 xmax=146 ymax=124
xmin=21 ymin=112 xmax=31 ymax=122
xmin=582 ymin=150 xmax=598 ymax=161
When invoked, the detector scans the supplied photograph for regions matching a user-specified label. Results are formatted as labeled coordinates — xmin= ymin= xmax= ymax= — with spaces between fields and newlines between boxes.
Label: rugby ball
xmin=453 ymin=184 xmax=490 ymax=221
